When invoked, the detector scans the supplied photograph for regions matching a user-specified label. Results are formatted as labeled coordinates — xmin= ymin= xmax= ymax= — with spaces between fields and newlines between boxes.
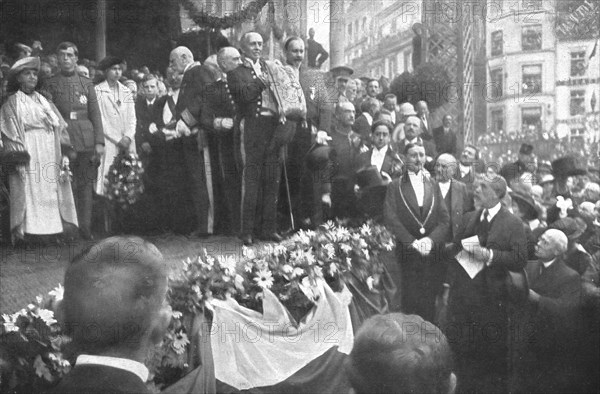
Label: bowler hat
xmin=549 ymin=217 xmax=586 ymax=240
xmin=356 ymin=165 xmax=388 ymax=190
xmin=551 ymin=156 xmax=587 ymax=178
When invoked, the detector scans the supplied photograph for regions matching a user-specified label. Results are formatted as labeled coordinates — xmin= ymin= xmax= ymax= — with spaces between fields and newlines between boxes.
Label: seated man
xmin=52 ymin=236 xmax=172 ymax=394
xmin=346 ymin=313 xmax=456 ymax=394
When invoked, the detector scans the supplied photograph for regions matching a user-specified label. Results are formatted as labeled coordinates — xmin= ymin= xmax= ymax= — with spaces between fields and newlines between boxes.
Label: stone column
xmin=329 ymin=0 xmax=344 ymax=67
xmin=95 ymin=0 xmax=106 ymax=61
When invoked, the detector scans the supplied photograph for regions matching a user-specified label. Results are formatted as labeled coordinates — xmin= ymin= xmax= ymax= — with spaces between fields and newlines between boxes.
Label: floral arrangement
xmin=104 ymin=152 xmax=144 ymax=210
xmin=169 ymin=220 xmax=395 ymax=319
xmin=0 ymin=285 xmax=70 ymax=393
xmin=0 ymin=221 xmax=395 ymax=392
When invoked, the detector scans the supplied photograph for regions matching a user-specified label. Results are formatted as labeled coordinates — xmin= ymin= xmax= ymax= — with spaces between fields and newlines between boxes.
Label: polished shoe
xmin=259 ymin=232 xmax=284 ymax=242
xmin=240 ymin=234 xmax=253 ymax=246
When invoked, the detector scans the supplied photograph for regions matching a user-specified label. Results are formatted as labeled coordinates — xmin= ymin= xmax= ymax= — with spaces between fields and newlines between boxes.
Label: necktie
xmin=478 ymin=209 xmax=489 ymax=246
xmin=539 ymin=264 xmax=546 ymax=276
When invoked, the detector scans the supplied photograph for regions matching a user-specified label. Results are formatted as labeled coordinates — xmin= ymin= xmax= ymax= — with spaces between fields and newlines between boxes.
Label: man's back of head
xmin=61 ymin=236 xmax=171 ymax=357
xmin=346 ymin=313 xmax=456 ymax=394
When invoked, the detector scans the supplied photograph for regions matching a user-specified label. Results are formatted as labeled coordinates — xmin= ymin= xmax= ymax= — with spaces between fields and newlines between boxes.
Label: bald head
xmin=217 ymin=46 xmax=242 ymax=73
xmin=435 ymin=153 xmax=458 ymax=182
xmin=169 ymin=46 xmax=194 ymax=73
xmin=241 ymin=31 xmax=263 ymax=61
xmin=536 ymin=229 xmax=568 ymax=261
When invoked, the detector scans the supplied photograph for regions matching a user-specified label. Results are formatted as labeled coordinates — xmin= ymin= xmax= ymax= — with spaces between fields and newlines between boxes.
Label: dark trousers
xmin=71 ymin=151 xmax=98 ymax=237
xmin=208 ymin=130 xmax=240 ymax=235
xmin=182 ymin=137 xmax=211 ymax=234
xmin=282 ymin=122 xmax=312 ymax=227
xmin=239 ymin=116 xmax=283 ymax=236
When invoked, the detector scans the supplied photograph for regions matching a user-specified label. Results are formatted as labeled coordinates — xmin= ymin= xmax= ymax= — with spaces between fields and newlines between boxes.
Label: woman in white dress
xmin=0 ymin=57 xmax=78 ymax=243
xmin=94 ymin=56 xmax=136 ymax=196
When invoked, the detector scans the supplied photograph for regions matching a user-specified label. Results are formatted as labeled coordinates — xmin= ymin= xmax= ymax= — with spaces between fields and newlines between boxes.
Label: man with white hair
xmin=169 ymin=46 xmax=215 ymax=236
xmin=522 ymin=228 xmax=582 ymax=393
xmin=198 ymin=47 xmax=242 ymax=235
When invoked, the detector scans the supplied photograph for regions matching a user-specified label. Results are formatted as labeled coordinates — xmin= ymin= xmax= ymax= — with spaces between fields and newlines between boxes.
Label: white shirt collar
xmin=372 ymin=144 xmax=388 ymax=155
xmin=76 ymin=355 xmax=149 ymax=383
xmin=146 ymin=98 xmax=155 ymax=106
xmin=481 ymin=202 xmax=502 ymax=221
xmin=363 ymin=112 xmax=373 ymax=125
xmin=439 ymin=180 xmax=451 ymax=198
xmin=543 ymin=258 xmax=556 ymax=268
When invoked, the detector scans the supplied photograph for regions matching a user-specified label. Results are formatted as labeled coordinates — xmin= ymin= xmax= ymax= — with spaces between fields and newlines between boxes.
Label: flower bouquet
xmin=0 ymin=286 xmax=71 ymax=394
xmin=104 ymin=152 xmax=144 ymax=211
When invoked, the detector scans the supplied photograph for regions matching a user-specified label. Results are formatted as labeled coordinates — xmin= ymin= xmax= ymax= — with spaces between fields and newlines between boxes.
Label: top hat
xmin=356 ymin=165 xmax=388 ymax=190
xmin=551 ymin=156 xmax=587 ymax=178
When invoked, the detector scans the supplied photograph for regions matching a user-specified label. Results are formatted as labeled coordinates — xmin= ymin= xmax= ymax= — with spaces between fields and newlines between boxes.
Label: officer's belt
xmin=68 ymin=110 xmax=90 ymax=121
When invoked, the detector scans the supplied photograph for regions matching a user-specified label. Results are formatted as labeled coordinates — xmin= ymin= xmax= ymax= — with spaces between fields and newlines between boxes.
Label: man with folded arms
xmin=51 ymin=236 xmax=172 ymax=393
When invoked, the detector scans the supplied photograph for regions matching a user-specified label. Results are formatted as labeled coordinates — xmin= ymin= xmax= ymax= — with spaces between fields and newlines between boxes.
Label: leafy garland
xmin=179 ymin=0 xmax=269 ymax=30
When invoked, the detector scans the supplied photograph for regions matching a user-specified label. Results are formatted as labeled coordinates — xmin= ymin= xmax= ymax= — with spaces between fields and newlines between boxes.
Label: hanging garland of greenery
xmin=179 ymin=0 xmax=269 ymax=30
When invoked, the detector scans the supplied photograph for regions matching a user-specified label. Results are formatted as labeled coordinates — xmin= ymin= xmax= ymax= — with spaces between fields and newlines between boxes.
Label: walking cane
xmin=281 ymin=145 xmax=295 ymax=231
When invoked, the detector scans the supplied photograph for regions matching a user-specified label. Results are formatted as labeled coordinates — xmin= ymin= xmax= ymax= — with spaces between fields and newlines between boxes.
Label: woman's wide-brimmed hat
xmin=551 ymin=156 xmax=587 ymax=178
xmin=7 ymin=56 xmax=40 ymax=80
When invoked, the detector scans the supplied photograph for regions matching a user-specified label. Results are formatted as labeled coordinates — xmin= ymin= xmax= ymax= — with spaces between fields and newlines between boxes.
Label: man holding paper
xmin=383 ymin=142 xmax=449 ymax=320
xmin=444 ymin=175 xmax=527 ymax=394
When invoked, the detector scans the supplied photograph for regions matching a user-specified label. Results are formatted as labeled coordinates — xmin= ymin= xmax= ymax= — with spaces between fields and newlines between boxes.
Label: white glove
xmin=321 ymin=193 xmax=332 ymax=207
xmin=412 ymin=237 xmax=433 ymax=256
xmin=176 ymin=119 xmax=191 ymax=137
xmin=360 ymin=144 xmax=369 ymax=153
xmin=149 ymin=123 xmax=158 ymax=134
xmin=316 ymin=130 xmax=332 ymax=145
xmin=213 ymin=117 xmax=234 ymax=130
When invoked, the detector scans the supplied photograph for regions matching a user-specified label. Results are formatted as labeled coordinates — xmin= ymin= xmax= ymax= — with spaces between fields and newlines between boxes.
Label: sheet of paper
xmin=461 ymin=235 xmax=481 ymax=250
xmin=456 ymin=236 xmax=485 ymax=279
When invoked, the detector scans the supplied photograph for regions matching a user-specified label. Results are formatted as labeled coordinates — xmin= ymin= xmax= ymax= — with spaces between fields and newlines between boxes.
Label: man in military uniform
xmin=228 ymin=32 xmax=287 ymax=245
xmin=43 ymin=42 xmax=104 ymax=240
xmin=199 ymin=47 xmax=242 ymax=235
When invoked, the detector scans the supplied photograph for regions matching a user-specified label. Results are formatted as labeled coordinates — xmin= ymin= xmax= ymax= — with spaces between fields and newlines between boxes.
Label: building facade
xmin=344 ymin=0 xmax=421 ymax=78
xmin=485 ymin=0 xmax=599 ymax=143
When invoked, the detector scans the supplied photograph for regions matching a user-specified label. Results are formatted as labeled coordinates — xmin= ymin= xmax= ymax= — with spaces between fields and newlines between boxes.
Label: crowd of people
xmin=1 ymin=33 xmax=600 ymax=393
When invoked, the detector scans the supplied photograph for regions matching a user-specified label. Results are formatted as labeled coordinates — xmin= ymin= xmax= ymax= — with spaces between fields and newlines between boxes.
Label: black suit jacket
xmin=49 ymin=365 xmax=150 ymax=394
xmin=352 ymin=114 xmax=372 ymax=146
xmin=176 ymin=63 xmax=214 ymax=128
xmin=383 ymin=172 xmax=450 ymax=248
xmin=134 ymin=99 xmax=156 ymax=151
xmin=441 ymin=179 xmax=472 ymax=241
xmin=432 ymin=126 xmax=457 ymax=155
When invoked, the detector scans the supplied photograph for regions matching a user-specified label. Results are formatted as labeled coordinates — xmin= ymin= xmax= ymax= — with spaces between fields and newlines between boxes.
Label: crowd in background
xmin=1 ymin=34 xmax=600 ymax=394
